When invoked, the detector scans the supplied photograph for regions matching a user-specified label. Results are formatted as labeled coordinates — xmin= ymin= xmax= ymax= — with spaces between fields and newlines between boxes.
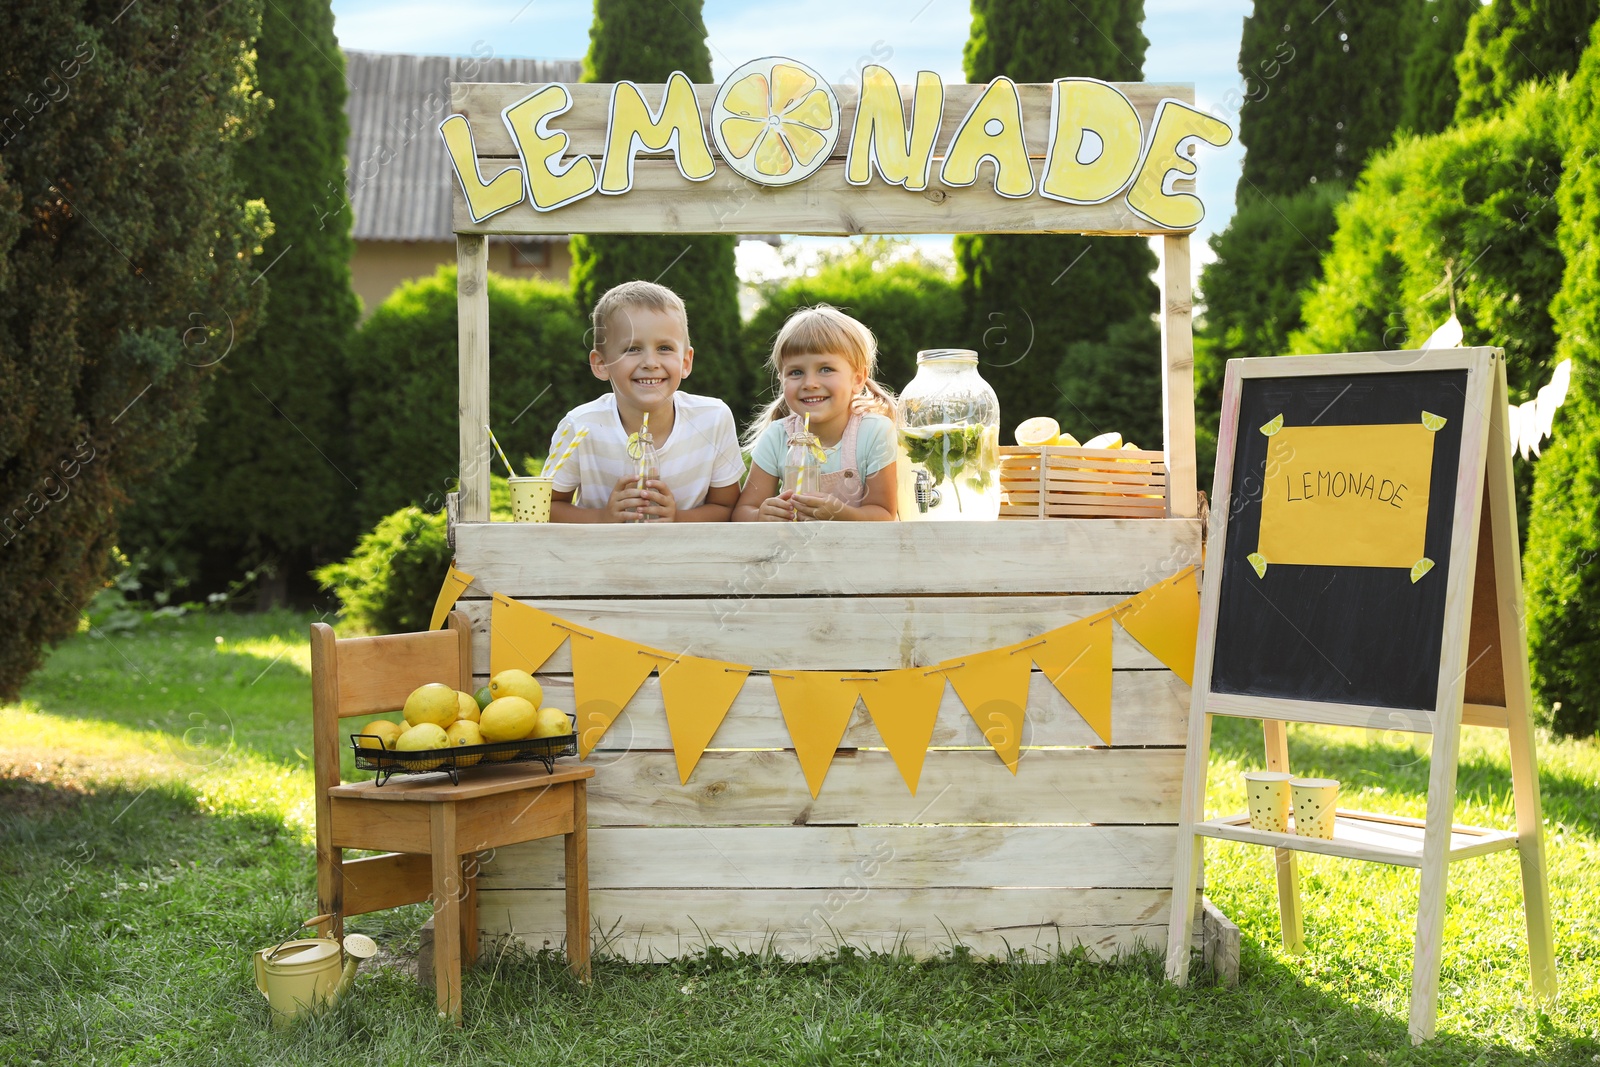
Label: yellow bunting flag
xmin=858 ymin=668 xmax=947 ymax=795
xmin=1116 ymin=568 xmax=1201 ymax=686
xmin=941 ymin=645 xmax=1033 ymax=774
xmin=489 ymin=595 xmax=571 ymax=676
xmin=771 ymin=672 xmax=861 ymax=799
xmin=657 ymin=655 xmax=751 ymax=784
xmin=570 ymin=629 xmax=661 ymax=757
xmin=1030 ymin=615 xmax=1113 ymax=746
xmin=430 ymin=564 xmax=475 ymax=631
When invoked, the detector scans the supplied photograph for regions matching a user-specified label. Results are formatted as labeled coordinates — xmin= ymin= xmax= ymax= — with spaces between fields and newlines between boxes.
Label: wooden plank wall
xmin=448 ymin=81 xmax=1196 ymax=236
xmin=457 ymin=521 xmax=1201 ymax=960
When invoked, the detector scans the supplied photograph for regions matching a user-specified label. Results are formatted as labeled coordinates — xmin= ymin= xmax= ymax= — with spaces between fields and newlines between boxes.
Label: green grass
xmin=2 ymin=610 xmax=1598 ymax=1065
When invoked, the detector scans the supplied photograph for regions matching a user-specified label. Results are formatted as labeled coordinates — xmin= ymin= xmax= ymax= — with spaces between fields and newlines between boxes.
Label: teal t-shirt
xmin=749 ymin=413 xmax=896 ymax=480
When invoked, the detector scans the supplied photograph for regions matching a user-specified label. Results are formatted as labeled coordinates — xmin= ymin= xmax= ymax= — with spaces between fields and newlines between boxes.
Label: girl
xmin=734 ymin=305 xmax=899 ymax=522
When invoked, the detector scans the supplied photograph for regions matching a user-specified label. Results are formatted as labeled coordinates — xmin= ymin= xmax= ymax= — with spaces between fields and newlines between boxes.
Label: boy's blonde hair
xmin=743 ymin=305 xmax=897 ymax=447
xmin=591 ymin=280 xmax=689 ymax=352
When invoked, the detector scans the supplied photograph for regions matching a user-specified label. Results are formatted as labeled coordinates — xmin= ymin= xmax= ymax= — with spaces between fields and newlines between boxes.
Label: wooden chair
xmin=311 ymin=611 xmax=592 ymax=1020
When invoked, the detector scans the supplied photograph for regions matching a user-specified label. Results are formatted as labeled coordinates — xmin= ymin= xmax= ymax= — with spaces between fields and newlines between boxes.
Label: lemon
xmin=1058 ymin=431 xmax=1080 ymax=446
xmin=1410 ymin=557 xmax=1435 ymax=583
xmin=480 ymin=696 xmax=538 ymax=743
xmin=395 ymin=723 xmax=449 ymax=769
xmin=1122 ymin=441 xmax=1140 ymax=452
xmin=489 ymin=669 xmax=543 ymax=708
xmin=403 ymin=683 xmax=458 ymax=729
xmin=358 ymin=719 xmax=404 ymax=751
xmin=531 ymin=707 xmax=573 ymax=740
xmin=1013 ymin=416 xmax=1061 ymax=447
xmin=1083 ymin=431 xmax=1122 ymax=450
xmin=446 ymin=720 xmax=484 ymax=767
xmin=1247 ymin=552 xmax=1268 ymax=579
xmin=455 ymin=691 xmax=480 ymax=723
xmin=712 ymin=58 xmax=839 ymax=186
xmin=1260 ymin=414 xmax=1284 ymax=436
xmin=1421 ymin=411 xmax=1447 ymax=432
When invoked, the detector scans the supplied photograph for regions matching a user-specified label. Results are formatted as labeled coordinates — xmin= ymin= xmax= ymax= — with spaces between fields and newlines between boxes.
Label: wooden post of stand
xmin=1161 ymin=234 xmax=1198 ymax=519
xmin=457 ymin=234 xmax=490 ymax=523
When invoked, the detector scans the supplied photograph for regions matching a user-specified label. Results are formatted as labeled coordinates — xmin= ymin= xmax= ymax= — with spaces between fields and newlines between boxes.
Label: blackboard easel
xmin=1163 ymin=347 xmax=1556 ymax=1043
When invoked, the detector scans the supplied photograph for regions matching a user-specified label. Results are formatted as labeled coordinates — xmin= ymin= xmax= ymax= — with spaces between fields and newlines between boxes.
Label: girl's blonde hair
xmin=742 ymin=305 xmax=897 ymax=447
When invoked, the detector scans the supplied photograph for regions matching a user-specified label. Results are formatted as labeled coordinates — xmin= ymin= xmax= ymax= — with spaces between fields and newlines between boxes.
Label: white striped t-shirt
xmin=548 ymin=392 xmax=743 ymax=511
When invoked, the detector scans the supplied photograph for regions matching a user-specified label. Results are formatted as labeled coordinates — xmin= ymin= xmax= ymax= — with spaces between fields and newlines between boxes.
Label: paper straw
xmin=544 ymin=427 xmax=589 ymax=479
xmin=485 ymin=425 xmax=518 ymax=478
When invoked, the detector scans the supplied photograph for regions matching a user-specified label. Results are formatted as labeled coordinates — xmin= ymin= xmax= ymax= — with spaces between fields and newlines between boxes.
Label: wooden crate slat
xmin=453 ymin=520 xmax=1200 ymax=597
xmin=479 ymin=825 xmax=1177 ymax=890
xmin=460 ymin=594 xmax=1168 ymax=671
xmin=575 ymin=748 xmax=1181 ymax=827
xmin=470 ymin=668 xmax=1191 ymax=749
xmin=998 ymin=444 xmax=1172 ymax=520
xmin=479 ymin=886 xmax=1184 ymax=960
xmin=452 ymin=81 xmax=1192 ymax=159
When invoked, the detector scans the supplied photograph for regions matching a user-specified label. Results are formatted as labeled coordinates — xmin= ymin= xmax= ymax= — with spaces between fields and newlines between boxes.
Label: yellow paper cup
xmin=1243 ymin=771 xmax=1293 ymax=833
xmin=509 ymin=477 xmax=554 ymax=523
xmin=1291 ymin=777 xmax=1340 ymax=840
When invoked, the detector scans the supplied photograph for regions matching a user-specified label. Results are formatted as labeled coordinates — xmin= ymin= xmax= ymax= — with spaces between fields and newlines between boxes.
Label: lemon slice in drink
xmin=1013 ymin=417 xmax=1060 ymax=446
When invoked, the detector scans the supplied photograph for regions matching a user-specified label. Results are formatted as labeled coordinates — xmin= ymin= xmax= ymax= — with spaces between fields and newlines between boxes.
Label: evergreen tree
xmin=0 ymin=1 xmax=268 ymax=698
xmin=570 ymin=0 xmax=744 ymax=405
xmin=1236 ymin=0 xmax=1414 ymax=195
xmin=121 ymin=0 xmax=359 ymax=606
xmin=1455 ymin=0 xmax=1600 ymax=120
xmin=1525 ymin=20 xmax=1600 ymax=736
xmin=1398 ymin=0 xmax=1479 ymax=135
xmin=956 ymin=0 xmax=1160 ymax=442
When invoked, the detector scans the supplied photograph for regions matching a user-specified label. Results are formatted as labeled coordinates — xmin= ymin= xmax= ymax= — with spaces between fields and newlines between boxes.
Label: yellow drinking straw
xmin=485 ymin=425 xmax=518 ymax=479
xmin=544 ymin=426 xmax=589 ymax=479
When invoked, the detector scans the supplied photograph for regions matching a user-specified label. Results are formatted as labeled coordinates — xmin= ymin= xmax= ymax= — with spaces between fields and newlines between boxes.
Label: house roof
xmin=344 ymin=49 xmax=581 ymax=242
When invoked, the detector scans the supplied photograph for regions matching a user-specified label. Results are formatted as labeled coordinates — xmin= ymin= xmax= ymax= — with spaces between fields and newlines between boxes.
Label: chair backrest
xmin=310 ymin=611 xmax=473 ymax=790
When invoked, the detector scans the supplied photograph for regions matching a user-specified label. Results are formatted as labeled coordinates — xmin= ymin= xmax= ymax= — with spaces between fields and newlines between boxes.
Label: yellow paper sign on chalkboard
xmin=1257 ymin=423 xmax=1435 ymax=569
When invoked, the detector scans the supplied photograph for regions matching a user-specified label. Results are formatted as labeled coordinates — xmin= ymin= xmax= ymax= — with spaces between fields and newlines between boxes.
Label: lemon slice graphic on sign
xmin=712 ymin=57 xmax=840 ymax=187
xmin=1410 ymin=557 xmax=1434 ymax=583
xmin=1260 ymin=414 xmax=1284 ymax=436
xmin=1248 ymin=552 xmax=1268 ymax=578
xmin=1421 ymin=411 xmax=1447 ymax=432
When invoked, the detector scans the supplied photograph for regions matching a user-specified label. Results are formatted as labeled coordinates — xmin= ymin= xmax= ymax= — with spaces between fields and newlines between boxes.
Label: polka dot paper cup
xmin=509 ymin=477 xmax=554 ymax=522
xmin=1244 ymin=771 xmax=1293 ymax=833
xmin=1291 ymin=777 xmax=1340 ymax=840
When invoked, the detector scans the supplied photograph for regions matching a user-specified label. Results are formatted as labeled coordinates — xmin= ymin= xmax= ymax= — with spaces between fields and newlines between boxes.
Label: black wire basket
xmin=351 ymin=715 xmax=577 ymax=786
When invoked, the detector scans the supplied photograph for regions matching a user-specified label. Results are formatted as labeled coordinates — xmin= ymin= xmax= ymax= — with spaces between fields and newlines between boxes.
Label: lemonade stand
xmin=433 ymin=61 xmax=1228 ymax=964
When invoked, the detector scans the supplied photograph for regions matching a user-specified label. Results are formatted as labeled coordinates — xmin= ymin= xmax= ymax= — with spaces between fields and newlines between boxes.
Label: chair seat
xmin=328 ymin=762 xmax=593 ymax=802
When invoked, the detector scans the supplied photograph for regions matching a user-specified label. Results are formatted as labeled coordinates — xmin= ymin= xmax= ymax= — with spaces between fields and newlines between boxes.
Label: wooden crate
xmin=999 ymin=445 xmax=1169 ymax=520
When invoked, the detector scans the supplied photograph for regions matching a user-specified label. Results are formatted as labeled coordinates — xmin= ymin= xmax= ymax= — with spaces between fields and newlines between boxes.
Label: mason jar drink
xmin=896 ymin=349 xmax=1001 ymax=521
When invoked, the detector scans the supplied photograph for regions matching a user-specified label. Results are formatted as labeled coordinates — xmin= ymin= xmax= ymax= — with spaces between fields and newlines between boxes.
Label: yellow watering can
xmin=253 ymin=914 xmax=378 ymax=1026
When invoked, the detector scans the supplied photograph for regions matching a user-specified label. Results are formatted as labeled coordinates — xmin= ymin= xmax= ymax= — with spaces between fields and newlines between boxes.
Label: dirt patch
xmin=0 ymin=768 xmax=93 ymax=818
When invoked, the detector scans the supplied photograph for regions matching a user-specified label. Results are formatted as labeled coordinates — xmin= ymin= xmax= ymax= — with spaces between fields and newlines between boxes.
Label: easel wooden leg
xmin=1262 ymin=719 xmax=1304 ymax=953
xmin=1164 ymin=710 xmax=1212 ymax=982
xmin=430 ymin=804 xmax=463 ymax=1023
xmin=1407 ymin=720 xmax=1463 ymax=1044
xmin=565 ymin=781 xmax=591 ymax=982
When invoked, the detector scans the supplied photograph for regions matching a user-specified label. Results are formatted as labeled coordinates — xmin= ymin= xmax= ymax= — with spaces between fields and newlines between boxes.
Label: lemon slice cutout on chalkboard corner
xmin=1410 ymin=557 xmax=1435 ymax=583
xmin=1421 ymin=411 xmax=1447 ymax=432
xmin=1260 ymin=414 xmax=1284 ymax=436
xmin=1247 ymin=552 xmax=1268 ymax=579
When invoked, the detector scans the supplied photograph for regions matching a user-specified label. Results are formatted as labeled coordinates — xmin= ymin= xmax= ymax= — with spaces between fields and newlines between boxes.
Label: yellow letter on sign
xmin=1126 ymin=99 xmax=1232 ymax=229
xmin=939 ymin=76 xmax=1034 ymax=198
xmin=1040 ymin=78 xmax=1143 ymax=205
xmin=845 ymin=66 xmax=944 ymax=191
xmin=600 ymin=71 xmax=716 ymax=194
xmin=501 ymin=84 xmax=598 ymax=212
xmin=438 ymin=114 xmax=525 ymax=223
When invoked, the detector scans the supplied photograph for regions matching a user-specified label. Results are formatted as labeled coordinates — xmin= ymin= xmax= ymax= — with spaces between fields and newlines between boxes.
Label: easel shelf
xmin=1196 ymin=810 xmax=1518 ymax=868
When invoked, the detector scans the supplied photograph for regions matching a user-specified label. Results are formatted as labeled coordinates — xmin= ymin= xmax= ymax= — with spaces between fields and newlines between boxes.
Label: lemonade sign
xmin=439 ymin=57 xmax=1233 ymax=231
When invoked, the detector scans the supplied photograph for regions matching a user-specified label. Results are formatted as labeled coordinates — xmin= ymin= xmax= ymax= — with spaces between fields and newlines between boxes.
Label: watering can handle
xmin=303 ymin=913 xmax=334 ymax=933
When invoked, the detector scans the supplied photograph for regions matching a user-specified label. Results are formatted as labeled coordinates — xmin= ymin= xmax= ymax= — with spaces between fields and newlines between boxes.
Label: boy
xmin=549 ymin=281 xmax=742 ymax=522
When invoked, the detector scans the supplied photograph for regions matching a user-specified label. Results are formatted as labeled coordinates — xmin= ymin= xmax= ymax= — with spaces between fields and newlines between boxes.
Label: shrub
xmin=1525 ymin=20 xmax=1600 ymax=736
xmin=345 ymin=266 xmax=590 ymax=529
xmin=313 ymin=507 xmax=448 ymax=635
xmin=741 ymin=241 xmax=960 ymax=420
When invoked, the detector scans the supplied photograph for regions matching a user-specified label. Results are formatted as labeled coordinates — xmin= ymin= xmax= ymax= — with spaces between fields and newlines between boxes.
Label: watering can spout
xmin=333 ymin=954 xmax=362 ymax=1002
xmin=334 ymin=932 xmax=379 ymax=1004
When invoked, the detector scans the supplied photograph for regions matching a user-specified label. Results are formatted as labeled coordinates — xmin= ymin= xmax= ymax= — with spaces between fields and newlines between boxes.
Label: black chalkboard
xmin=1209 ymin=369 xmax=1469 ymax=711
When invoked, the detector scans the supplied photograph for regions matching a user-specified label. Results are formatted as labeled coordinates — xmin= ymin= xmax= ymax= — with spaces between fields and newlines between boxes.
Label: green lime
xmin=474 ymin=685 xmax=493 ymax=710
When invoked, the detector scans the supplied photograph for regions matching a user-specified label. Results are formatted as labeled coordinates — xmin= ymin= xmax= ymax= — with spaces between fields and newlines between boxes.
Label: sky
xmin=330 ymin=0 xmax=1255 ymax=283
